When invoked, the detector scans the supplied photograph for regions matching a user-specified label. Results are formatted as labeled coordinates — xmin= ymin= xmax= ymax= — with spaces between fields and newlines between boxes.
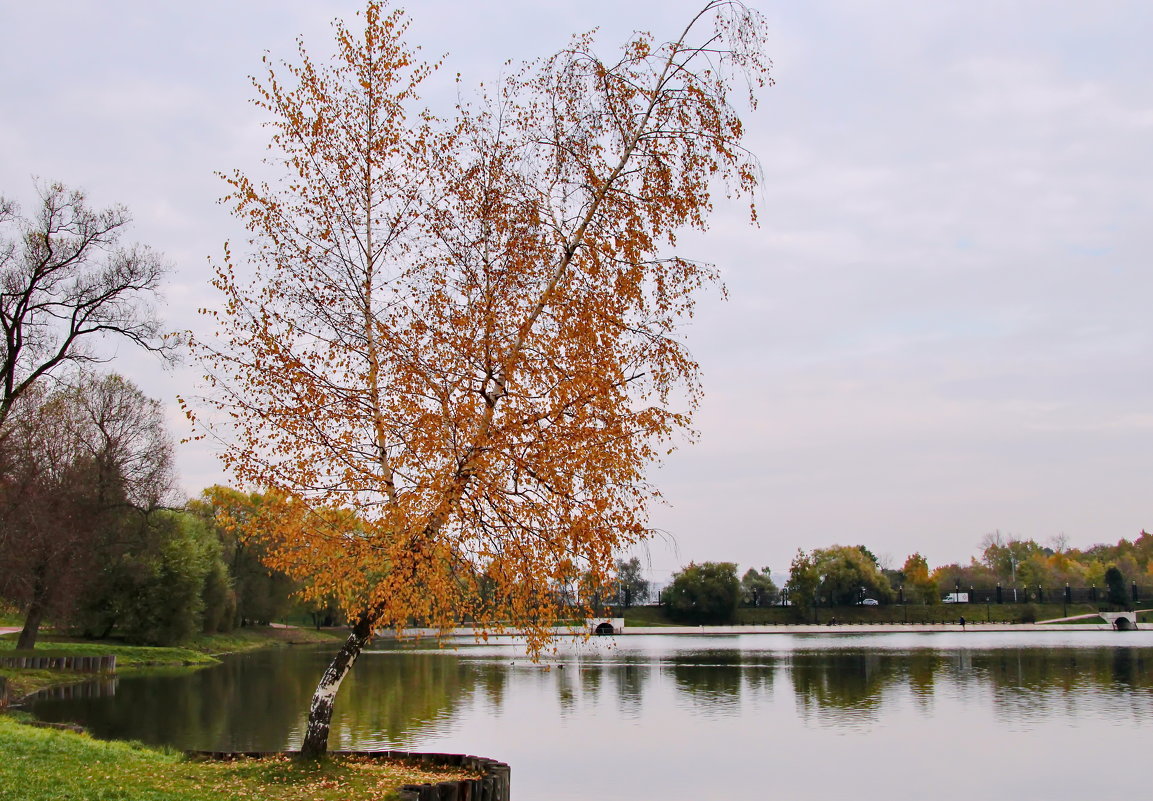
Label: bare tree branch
xmin=0 ymin=181 xmax=177 ymax=430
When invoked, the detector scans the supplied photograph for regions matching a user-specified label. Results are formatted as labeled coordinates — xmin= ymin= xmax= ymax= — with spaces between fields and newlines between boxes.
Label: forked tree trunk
xmin=299 ymin=613 xmax=376 ymax=759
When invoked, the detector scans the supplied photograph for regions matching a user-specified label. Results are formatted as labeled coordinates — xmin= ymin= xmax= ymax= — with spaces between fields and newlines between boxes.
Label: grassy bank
xmin=623 ymin=602 xmax=1117 ymax=627
xmin=0 ymin=626 xmax=343 ymax=700
xmin=0 ymin=713 xmax=474 ymax=801
xmin=0 ymin=626 xmax=476 ymax=799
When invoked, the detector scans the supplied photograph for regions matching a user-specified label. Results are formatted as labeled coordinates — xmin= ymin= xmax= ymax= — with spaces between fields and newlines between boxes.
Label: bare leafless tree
xmin=0 ymin=181 xmax=176 ymax=430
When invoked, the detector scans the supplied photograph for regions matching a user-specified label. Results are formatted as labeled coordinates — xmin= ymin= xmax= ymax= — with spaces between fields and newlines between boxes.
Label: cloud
xmin=2 ymin=0 xmax=1150 ymax=575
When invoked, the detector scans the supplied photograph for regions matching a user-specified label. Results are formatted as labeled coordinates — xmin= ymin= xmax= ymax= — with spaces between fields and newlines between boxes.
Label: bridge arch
xmin=1100 ymin=611 xmax=1138 ymax=630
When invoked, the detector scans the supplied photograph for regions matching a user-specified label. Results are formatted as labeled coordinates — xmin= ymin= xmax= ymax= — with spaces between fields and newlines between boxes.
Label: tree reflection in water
xmin=666 ymin=651 xmax=774 ymax=717
xmin=612 ymin=661 xmax=648 ymax=719
xmin=789 ymin=651 xmax=888 ymax=727
xmin=26 ymin=637 xmax=1153 ymax=753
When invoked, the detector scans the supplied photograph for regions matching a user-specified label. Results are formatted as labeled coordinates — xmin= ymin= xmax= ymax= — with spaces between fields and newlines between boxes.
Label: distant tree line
xmin=931 ymin=531 xmax=1153 ymax=600
xmin=648 ymin=532 xmax=1153 ymax=625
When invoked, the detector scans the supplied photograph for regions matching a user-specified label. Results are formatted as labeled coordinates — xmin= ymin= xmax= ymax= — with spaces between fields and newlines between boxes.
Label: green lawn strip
xmin=0 ymin=627 xmax=344 ymax=702
xmin=621 ymin=607 xmax=681 ymax=626
xmin=0 ymin=639 xmax=220 ymax=667
xmin=185 ymin=627 xmax=345 ymax=656
xmin=0 ymin=602 xmax=21 ymax=626
xmin=1 ymin=667 xmax=95 ymax=700
xmin=0 ymin=627 xmax=343 ymax=663
xmin=0 ymin=715 xmax=475 ymax=801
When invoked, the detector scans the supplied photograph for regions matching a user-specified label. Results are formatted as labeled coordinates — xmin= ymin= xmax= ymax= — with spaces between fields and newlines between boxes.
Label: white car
xmin=860 ymin=598 xmax=879 ymax=606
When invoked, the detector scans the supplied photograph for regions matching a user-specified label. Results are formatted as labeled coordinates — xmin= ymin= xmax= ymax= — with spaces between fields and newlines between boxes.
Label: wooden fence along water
xmin=0 ymin=654 xmax=116 ymax=673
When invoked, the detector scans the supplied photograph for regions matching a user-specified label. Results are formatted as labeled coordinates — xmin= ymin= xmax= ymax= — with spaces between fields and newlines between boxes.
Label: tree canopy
xmin=740 ymin=565 xmax=777 ymax=607
xmin=786 ymin=545 xmax=895 ymax=609
xmin=614 ymin=557 xmax=651 ymax=608
xmin=188 ymin=0 xmax=770 ymax=756
xmin=0 ymin=373 xmax=177 ymax=648
xmin=665 ymin=561 xmax=741 ymax=624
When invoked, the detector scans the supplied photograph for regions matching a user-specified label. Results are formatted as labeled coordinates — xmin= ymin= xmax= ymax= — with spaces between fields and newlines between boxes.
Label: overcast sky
xmin=3 ymin=1 xmax=1150 ymax=583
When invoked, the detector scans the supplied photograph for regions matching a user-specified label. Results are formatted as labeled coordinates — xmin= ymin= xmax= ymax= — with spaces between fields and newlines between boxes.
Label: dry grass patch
xmin=188 ymin=754 xmax=480 ymax=800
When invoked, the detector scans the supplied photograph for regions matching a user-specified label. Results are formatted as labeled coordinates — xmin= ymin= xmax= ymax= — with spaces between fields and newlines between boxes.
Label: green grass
xmin=184 ymin=626 xmax=345 ymax=654
xmin=0 ymin=627 xmax=344 ymax=702
xmin=0 ymin=714 xmax=474 ymax=801
xmin=621 ymin=606 xmax=681 ymax=626
xmin=0 ymin=627 xmax=341 ymax=661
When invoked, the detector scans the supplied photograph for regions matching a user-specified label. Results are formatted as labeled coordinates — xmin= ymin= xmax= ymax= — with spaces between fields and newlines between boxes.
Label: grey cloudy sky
xmin=2 ymin=1 xmax=1150 ymax=583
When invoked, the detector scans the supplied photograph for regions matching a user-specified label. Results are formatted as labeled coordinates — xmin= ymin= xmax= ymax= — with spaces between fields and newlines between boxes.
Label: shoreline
xmin=0 ymin=625 xmax=342 ymax=704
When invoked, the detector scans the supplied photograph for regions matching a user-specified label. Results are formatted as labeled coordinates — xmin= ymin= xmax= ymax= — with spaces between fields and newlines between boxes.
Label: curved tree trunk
xmin=298 ymin=613 xmax=376 ymax=759
xmin=16 ymin=567 xmax=48 ymax=650
xmin=16 ymin=597 xmax=44 ymax=651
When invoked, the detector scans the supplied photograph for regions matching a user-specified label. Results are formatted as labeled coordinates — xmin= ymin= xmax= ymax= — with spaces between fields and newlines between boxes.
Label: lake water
xmin=28 ymin=631 xmax=1153 ymax=800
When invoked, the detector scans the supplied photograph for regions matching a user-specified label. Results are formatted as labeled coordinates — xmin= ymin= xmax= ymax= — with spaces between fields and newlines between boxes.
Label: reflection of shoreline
xmin=25 ymin=677 xmax=118 ymax=702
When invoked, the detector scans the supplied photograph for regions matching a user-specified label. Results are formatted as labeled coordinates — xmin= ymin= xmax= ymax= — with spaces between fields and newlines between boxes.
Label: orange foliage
xmin=187 ymin=1 xmax=771 ymax=653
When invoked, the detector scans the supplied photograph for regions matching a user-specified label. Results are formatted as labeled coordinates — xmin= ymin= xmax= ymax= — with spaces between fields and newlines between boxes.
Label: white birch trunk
xmin=299 ymin=615 xmax=374 ymax=759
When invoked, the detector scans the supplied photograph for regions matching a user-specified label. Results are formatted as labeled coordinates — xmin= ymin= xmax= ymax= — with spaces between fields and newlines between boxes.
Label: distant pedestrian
xmin=959 ymin=616 xmax=966 ymax=630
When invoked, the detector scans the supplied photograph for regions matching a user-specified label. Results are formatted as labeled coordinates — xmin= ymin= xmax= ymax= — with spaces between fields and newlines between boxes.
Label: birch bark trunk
xmin=298 ymin=613 xmax=376 ymax=759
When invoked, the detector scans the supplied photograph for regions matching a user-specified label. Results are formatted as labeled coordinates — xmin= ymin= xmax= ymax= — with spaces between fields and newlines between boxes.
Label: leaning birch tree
xmin=188 ymin=0 xmax=770 ymax=758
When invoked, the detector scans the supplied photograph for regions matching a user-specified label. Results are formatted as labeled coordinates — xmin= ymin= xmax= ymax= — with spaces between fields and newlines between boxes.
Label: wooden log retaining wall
xmin=0 ymin=654 xmax=116 ymax=673
xmin=188 ymin=750 xmax=511 ymax=801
